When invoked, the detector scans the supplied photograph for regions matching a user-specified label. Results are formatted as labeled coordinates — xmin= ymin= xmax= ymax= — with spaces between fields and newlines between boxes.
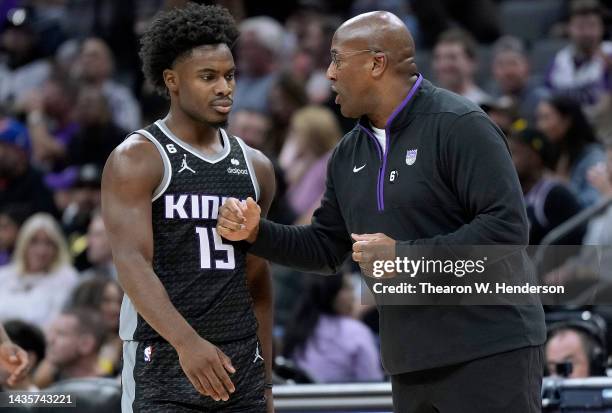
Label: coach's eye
xmin=226 ymin=73 xmax=235 ymax=81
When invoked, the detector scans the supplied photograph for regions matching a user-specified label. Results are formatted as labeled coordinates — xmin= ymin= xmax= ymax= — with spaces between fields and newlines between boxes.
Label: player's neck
xmin=164 ymin=108 xmax=221 ymax=147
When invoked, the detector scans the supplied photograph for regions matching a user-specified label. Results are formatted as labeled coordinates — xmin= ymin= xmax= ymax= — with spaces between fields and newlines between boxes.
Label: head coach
xmin=218 ymin=11 xmax=546 ymax=412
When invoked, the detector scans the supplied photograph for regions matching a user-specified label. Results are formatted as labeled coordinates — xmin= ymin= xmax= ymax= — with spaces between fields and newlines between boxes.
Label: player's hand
xmin=217 ymin=197 xmax=261 ymax=243
xmin=0 ymin=341 xmax=29 ymax=386
xmin=176 ymin=336 xmax=236 ymax=402
xmin=351 ymin=233 xmax=397 ymax=278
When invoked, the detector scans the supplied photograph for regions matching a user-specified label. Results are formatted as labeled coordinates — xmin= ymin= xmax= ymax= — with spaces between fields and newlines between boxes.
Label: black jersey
xmin=119 ymin=119 xmax=259 ymax=343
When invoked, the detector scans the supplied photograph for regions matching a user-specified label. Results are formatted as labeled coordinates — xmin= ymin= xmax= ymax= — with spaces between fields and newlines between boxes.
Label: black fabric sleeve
xmin=249 ymin=150 xmax=352 ymax=274
xmin=398 ymin=111 xmax=529 ymax=248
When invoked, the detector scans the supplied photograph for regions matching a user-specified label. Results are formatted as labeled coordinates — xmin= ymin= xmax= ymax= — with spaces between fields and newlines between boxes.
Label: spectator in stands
xmin=508 ymin=123 xmax=585 ymax=245
xmin=69 ymin=276 xmax=122 ymax=376
xmin=432 ymin=28 xmax=490 ymax=105
xmin=411 ymin=0 xmax=501 ymax=47
xmin=546 ymin=0 xmax=612 ymax=139
xmin=279 ymin=106 xmax=341 ymax=223
xmin=228 ymin=108 xmax=296 ymax=225
xmin=73 ymin=37 xmax=141 ymax=132
xmin=588 ymin=140 xmax=612 ymax=199
xmin=543 ymin=142 xmax=612 ymax=285
xmin=282 ymin=274 xmax=383 ymax=383
xmin=61 ymin=164 xmax=102 ymax=244
xmin=0 ymin=133 xmax=57 ymax=216
xmin=36 ymin=308 xmax=105 ymax=386
xmin=480 ymin=96 xmax=519 ymax=136
xmin=23 ymin=76 xmax=79 ymax=169
xmin=0 ymin=104 xmax=30 ymax=154
xmin=0 ymin=7 xmax=51 ymax=108
xmin=490 ymin=36 xmax=549 ymax=124
xmin=0 ymin=213 xmax=78 ymax=329
xmin=63 ymin=87 xmax=126 ymax=169
xmin=0 ymin=205 xmax=30 ymax=266
xmin=546 ymin=324 xmax=606 ymax=378
xmin=268 ymin=72 xmax=309 ymax=155
xmin=1 ymin=320 xmax=46 ymax=390
xmin=536 ymin=95 xmax=606 ymax=207
xmin=80 ymin=211 xmax=116 ymax=279
xmin=234 ymin=16 xmax=287 ymax=114
xmin=229 ymin=108 xmax=273 ymax=157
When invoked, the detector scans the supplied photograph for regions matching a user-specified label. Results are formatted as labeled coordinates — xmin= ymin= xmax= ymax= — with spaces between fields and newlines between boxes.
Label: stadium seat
xmin=499 ymin=0 xmax=564 ymax=43
xmin=530 ymin=38 xmax=567 ymax=79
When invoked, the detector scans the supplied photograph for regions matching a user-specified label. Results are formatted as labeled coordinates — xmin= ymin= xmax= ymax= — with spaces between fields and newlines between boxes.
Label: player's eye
xmin=200 ymin=74 xmax=215 ymax=81
xmin=225 ymin=73 xmax=235 ymax=81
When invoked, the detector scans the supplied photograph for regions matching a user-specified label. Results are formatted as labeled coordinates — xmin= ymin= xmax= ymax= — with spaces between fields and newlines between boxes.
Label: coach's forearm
xmin=116 ymin=254 xmax=198 ymax=349
xmin=249 ymin=219 xmax=345 ymax=274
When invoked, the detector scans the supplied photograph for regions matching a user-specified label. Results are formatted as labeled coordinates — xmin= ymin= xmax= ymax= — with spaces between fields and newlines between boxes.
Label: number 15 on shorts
xmin=195 ymin=226 xmax=235 ymax=270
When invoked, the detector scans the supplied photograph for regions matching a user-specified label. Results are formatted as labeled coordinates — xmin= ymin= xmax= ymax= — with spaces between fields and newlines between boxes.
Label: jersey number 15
xmin=195 ymin=227 xmax=235 ymax=270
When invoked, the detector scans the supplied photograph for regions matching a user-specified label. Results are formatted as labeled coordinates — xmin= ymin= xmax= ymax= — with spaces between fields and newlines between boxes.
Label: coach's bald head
xmin=327 ymin=11 xmax=419 ymax=123
xmin=334 ymin=11 xmax=417 ymax=77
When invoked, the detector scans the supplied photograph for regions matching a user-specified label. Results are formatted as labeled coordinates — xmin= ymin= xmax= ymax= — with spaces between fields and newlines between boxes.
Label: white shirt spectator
xmin=0 ymin=263 xmax=78 ymax=329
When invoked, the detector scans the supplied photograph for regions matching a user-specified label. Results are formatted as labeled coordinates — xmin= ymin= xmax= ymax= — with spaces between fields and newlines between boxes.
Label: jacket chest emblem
xmin=406 ymin=149 xmax=418 ymax=166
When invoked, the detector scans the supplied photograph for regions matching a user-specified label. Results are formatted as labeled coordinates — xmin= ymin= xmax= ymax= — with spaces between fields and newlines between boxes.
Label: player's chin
xmin=205 ymin=111 xmax=230 ymax=128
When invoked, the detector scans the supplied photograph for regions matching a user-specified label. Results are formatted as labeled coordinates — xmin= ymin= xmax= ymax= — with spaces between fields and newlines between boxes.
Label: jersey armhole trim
xmin=235 ymin=136 xmax=261 ymax=202
xmin=135 ymin=129 xmax=172 ymax=202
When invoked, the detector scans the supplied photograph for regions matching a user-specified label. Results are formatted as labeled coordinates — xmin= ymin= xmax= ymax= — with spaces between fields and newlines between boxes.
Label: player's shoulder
xmin=103 ymin=132 xmax=163 ymax=182
xmin=230 ymin=134 xmax=274 ymax=173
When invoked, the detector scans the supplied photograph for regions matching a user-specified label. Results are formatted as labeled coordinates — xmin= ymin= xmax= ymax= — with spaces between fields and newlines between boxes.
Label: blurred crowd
xmin=0 ymin=0 xmax=612 ymax=392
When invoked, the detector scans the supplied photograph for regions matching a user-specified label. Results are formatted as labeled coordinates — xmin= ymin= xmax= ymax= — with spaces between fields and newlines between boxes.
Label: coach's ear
xmin=163 ymin=69 xmax=179 ymax=94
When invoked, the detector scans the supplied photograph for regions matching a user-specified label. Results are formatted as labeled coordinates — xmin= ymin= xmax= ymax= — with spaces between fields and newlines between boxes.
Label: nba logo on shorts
xmin=406 ymin=149 xmax=418 ymax=166
xmin=144 ymin=346 xmax=153 ymax=362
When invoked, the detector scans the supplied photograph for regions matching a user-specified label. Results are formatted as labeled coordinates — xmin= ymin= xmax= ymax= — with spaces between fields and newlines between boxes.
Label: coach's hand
xmin=352 ymin=233 xmax=397 ymax=278
xmin=217 ymin=197 xmax=261 ymax=243
xmin=176 ymin=336 xmax=236 ymax=402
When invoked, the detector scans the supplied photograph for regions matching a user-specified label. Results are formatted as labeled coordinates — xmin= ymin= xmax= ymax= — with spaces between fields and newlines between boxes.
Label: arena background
xmin=0 ymin=0 xmax=611 ymax=411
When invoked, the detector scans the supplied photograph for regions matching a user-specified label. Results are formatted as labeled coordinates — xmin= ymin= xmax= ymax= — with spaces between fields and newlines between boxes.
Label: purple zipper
xmin=360 ymin=75 xmax=423 ymax=212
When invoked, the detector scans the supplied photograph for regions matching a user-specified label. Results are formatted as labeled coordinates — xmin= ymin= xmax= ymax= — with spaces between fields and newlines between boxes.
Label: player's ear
xmin=163 ymin=69 xmax=179 ymax=94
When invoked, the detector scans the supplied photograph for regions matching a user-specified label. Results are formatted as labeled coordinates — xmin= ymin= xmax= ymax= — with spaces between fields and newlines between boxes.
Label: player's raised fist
xmin=217 ymin=197 xmax=261 ymax=242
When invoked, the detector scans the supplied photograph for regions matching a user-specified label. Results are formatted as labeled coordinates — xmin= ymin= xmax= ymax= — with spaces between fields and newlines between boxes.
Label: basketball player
xmin=101 ymin=4 xmax=275 ymax=412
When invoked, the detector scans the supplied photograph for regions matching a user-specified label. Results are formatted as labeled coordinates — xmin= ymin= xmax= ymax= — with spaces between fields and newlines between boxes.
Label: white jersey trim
xmin=155 ymin=119 xmax=231 ymax=164
xmin=136 ymin=128 xmax=172 ymax=202
xmin=235 ymin=136 xmax=261 ymax=202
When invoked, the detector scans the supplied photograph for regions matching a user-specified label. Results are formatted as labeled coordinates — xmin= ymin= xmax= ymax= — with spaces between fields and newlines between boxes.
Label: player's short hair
xmin=139 ymin=3 xmax=239 ymax=96
xmin=436 ymin=28 xmax=478 ymax=61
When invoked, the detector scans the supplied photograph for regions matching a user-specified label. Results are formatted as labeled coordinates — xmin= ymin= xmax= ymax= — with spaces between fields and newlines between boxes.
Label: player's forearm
xmin=116 ymin=255 xmax=198 ymax=349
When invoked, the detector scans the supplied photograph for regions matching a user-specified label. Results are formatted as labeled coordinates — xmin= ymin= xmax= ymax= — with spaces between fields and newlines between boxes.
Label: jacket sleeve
xmin=399 ymin=111 xmax=529 ymax=248
xmin=249 ymin=149 xmax=352 ymax=274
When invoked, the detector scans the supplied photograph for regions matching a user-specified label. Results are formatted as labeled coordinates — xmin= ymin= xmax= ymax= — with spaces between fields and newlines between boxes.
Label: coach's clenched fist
xmin=351 ymin=233 xmax=397 ymax=278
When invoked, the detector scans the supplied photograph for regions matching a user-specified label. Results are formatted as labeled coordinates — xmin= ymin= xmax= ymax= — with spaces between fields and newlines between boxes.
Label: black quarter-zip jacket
xmin=250 ymin=76 xmax=546 ymax=374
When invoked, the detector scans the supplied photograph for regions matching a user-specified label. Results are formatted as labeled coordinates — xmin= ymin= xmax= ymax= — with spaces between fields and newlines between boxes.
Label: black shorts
xmin=391 ymin=345 xmax=544 ymax=413
xmin=121 ymin=334 xmax=266 ymax=412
